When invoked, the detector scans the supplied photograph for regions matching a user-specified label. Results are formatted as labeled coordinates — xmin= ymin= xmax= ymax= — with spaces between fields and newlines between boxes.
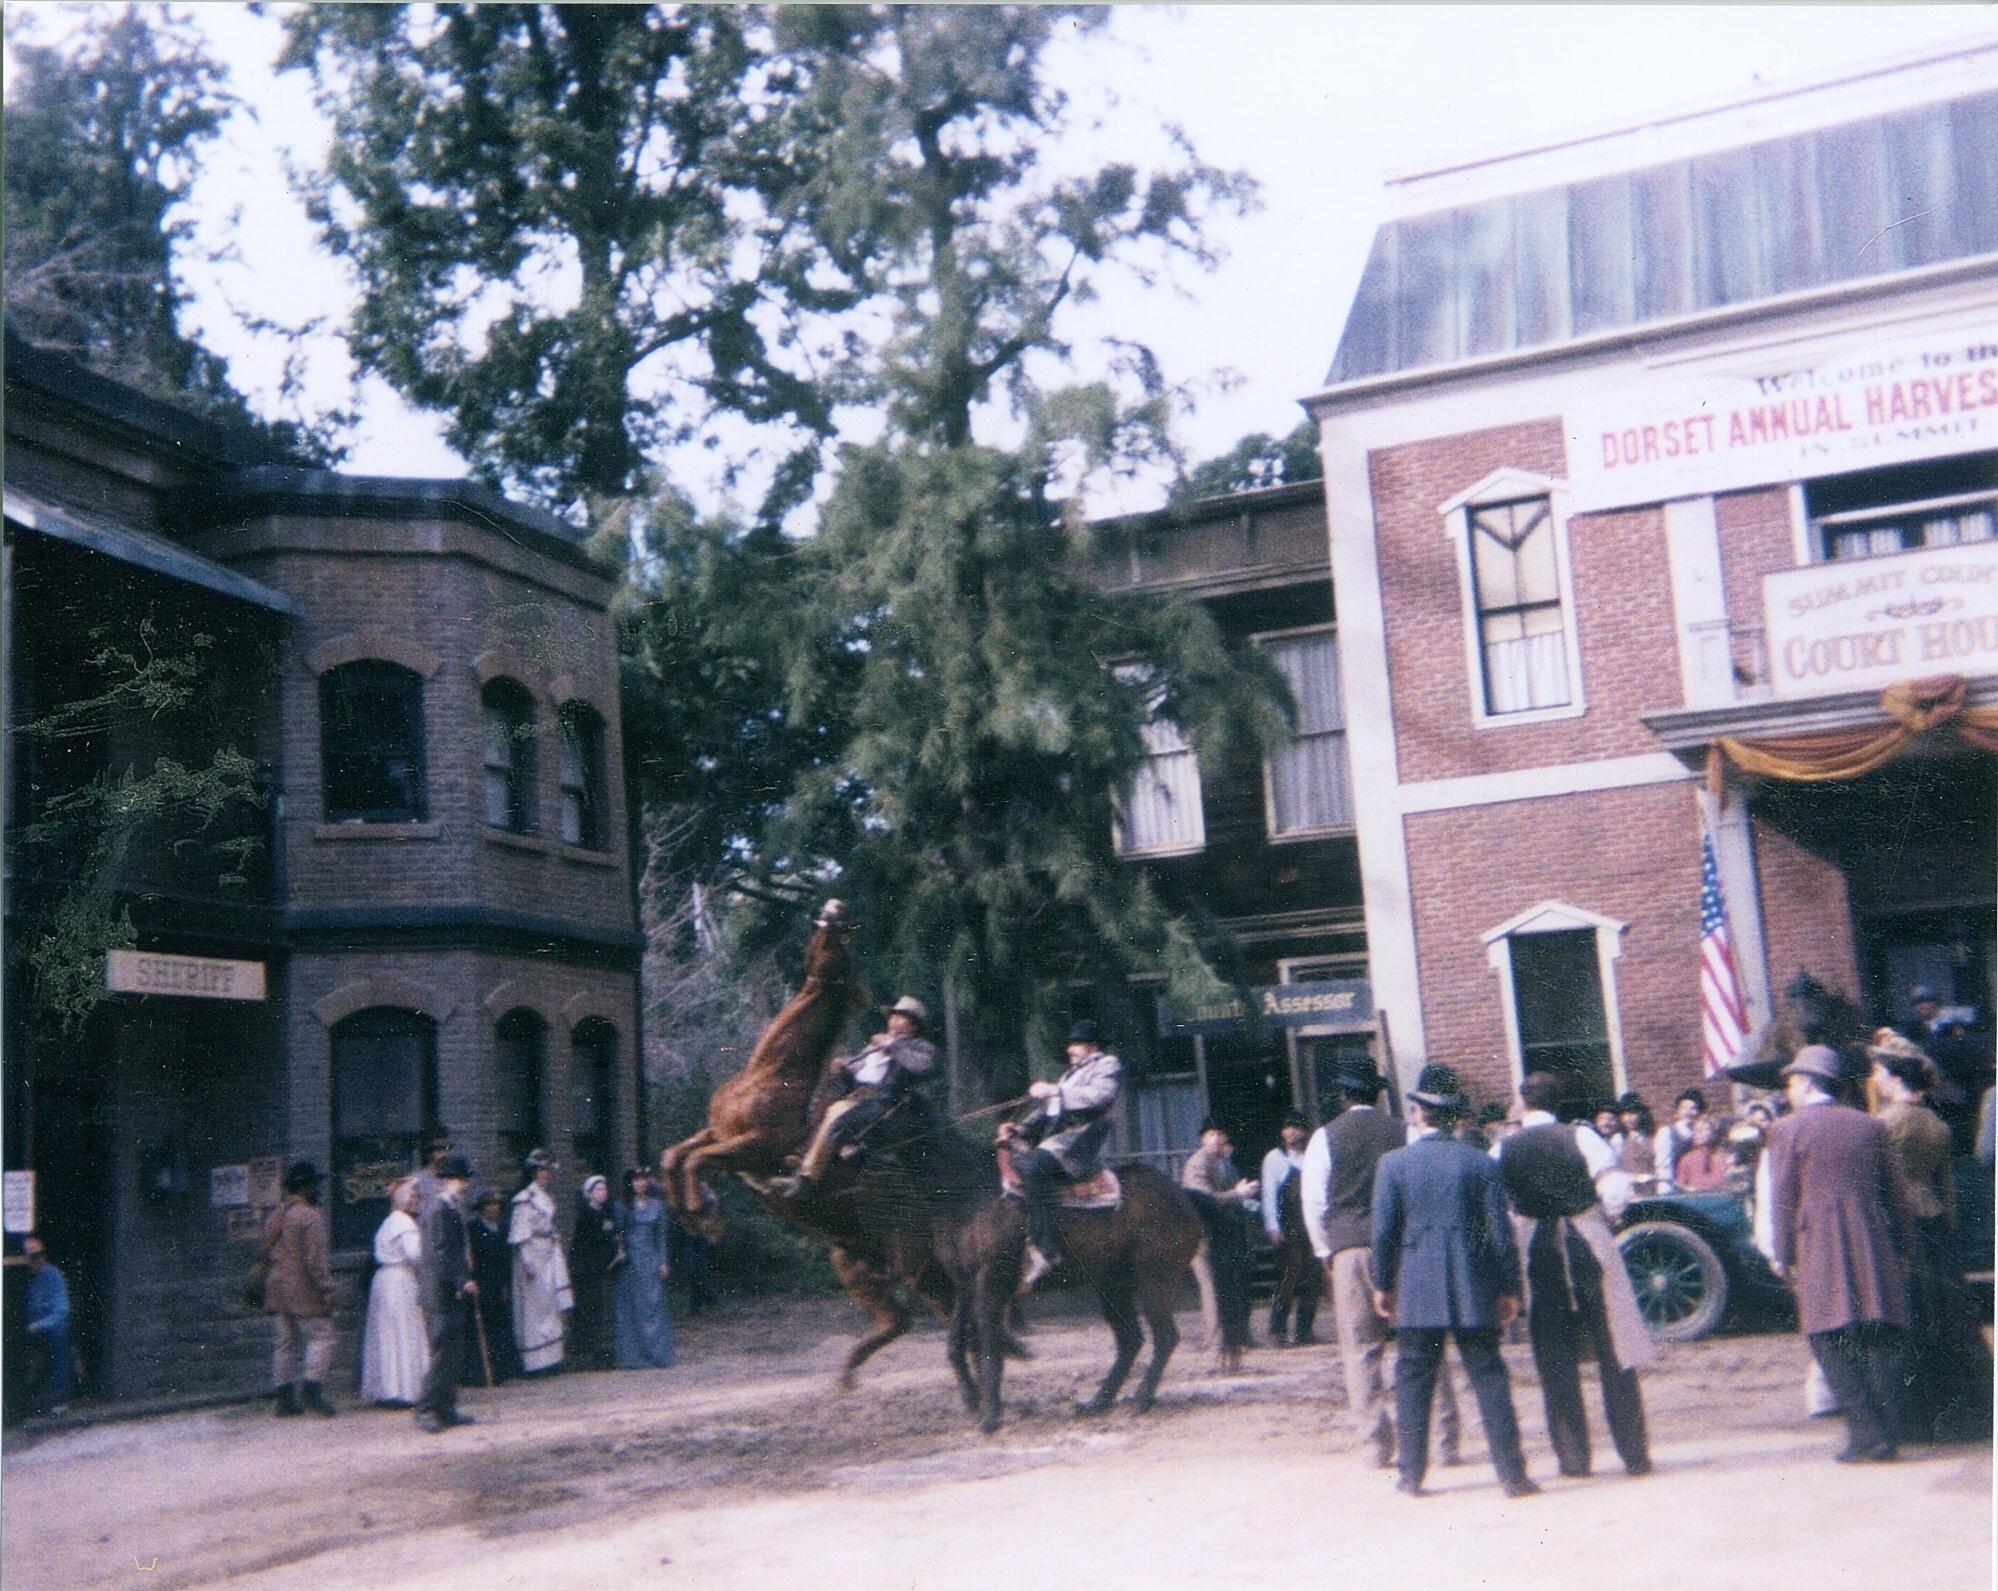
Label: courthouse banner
xmin=1763 ymin=538 xmax=1998 ymax=699
xmin=1567 ymin=325 xmax=1998 ymax=512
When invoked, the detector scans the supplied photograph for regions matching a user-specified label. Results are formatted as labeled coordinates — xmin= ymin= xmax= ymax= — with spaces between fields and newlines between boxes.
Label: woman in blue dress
xmin=613 ymin=1168 xmax=676 ymax=1369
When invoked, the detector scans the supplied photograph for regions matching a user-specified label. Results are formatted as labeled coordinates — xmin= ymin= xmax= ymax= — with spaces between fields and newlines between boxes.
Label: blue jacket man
xmin=1370 ymin=1065 xmax=1536 ymax=1498
xmin=23 ymin=1237 xmax=72 ymax=1413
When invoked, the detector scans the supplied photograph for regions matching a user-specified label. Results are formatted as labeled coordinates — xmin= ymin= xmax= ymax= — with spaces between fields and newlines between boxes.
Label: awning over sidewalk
xmin=3 ymin=487 xmax=301 ymax=618
xmin=1643 ymin=673 xmax=1998 ymax=792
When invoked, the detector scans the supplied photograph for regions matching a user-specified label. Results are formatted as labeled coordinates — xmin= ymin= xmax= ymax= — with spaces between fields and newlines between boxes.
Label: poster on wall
xmin=1567 ymin=324 xmax=1998 ymax=513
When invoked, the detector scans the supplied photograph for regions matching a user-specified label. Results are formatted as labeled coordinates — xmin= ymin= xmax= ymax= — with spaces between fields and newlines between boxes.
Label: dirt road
xmin=4 ymin=1296 xmax=1988 ymax=1590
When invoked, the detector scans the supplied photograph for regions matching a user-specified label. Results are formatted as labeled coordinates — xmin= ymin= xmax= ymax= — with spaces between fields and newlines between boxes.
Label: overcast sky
xmin=10 ymin=4 xmax=1998 ymax=514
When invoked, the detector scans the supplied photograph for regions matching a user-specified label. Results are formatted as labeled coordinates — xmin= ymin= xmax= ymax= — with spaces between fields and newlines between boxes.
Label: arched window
xmin=495 ymin=1008 xmax=547 ymax=1178
xmin=571 ymin=1019 xmax=618 ymax=1177
xmin=330 ymin=1008 xmax=438 ymax=1249
xmin=557 ymin=702 xmax=607 ymax=850
xmin=481 ymin=679 xmax=537 ymax=834
xmin=321 ymin=660 xmax=427 ymax=822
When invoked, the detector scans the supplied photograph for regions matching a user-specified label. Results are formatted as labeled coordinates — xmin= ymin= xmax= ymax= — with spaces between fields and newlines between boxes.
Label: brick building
xmin=1087 ymin=481 xmax=1376 ymax=1174
xmin=4 ymin=330 xmax=641 ymax=1405
xmin=1306 ymin=42 xmax=1997 ymax=1113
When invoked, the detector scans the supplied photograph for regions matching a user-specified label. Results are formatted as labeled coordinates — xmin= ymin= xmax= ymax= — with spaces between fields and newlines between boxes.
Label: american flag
xmin=1699 ymin=832 xmax=1748 ymax=1077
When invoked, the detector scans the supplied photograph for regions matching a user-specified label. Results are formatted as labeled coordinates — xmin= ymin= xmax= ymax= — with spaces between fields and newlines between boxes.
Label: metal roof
xmin=1326 ymin=89 xmax=1998 ymax=385
xmin=2 ymin=487 xmax=303 ymax=617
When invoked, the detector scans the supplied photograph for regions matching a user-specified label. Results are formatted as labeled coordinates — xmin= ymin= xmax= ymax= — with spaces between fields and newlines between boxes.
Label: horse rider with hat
xmin=1003 ymin=1019 xmax=1124 ymax=1291
xmin=778 ymin=995 xmax=941 ymax=1197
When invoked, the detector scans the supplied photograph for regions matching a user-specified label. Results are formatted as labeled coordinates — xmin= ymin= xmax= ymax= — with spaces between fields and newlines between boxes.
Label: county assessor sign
xmin=1566 ymin=325 xmax=1998 ymax=512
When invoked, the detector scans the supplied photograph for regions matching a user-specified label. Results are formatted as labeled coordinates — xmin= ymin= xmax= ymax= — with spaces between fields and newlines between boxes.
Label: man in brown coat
xmin=261 ymin=1161 xmax=337 ymax=1418
xmin=1765 ymin=1045 xmax=1915 ymax=1462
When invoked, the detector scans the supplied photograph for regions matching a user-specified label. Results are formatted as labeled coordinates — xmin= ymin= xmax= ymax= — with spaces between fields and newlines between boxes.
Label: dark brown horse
xmin=659 ymin=899 xmax=866 ymax=1220
xmin=882 ymin=1128 xmax=1209 ymax=1433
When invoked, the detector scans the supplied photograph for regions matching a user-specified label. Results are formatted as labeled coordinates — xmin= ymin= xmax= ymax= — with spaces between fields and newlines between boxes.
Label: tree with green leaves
xmin=281 ymin=4 xmax=840 ymax=517
xmin=10 ymin=603 xmax=270 ymax=1038
xmin=694 ymin=6 xmax=1284 ymax=1100
xmin=1176 ymin=416 xmax=1323 ymax=503
xmin=4 ymin=4 xmax=339 ymax=459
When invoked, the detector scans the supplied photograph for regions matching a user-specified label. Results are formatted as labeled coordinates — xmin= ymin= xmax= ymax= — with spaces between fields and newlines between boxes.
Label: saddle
xmin=997 ymin=1153 xmax=1122 ymax=1210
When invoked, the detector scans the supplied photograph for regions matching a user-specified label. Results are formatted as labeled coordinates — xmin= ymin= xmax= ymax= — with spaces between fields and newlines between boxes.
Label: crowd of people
xmin=245 ymin=1131 xmax=711 ymax=1436
xmin=8 ymin=982 xmax=1988 ymax=1498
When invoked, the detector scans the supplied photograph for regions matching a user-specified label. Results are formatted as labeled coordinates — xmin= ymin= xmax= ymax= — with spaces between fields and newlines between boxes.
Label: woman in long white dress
xmin=510 ymin=1150 xmax=573 ymax=1374
xmin=360 ymin=1177 xmax=430 ymax=1405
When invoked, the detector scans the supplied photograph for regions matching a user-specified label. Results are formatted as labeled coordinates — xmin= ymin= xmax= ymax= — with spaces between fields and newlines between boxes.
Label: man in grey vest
xmin=1301 ymin=1058 xmax=1414 ymax=1467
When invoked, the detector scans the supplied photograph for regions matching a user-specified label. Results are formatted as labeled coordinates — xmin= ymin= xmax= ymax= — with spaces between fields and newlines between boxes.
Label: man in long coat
xmin=1009 ymin=1020 xmax=1122 ymax=1290
xmin=261 ymin=1161 xmax=337 ymax=1419
xmin=416 ymin=1155 xmax=478 ymax=1432
xmin=1498 ymin=1072 xmax=1655 ymax=1478
xmin=1765 ymin=1044 xmax=1916 ymax=1462
xmin=1371 ymin=1065 xmax=1536 ymax=1498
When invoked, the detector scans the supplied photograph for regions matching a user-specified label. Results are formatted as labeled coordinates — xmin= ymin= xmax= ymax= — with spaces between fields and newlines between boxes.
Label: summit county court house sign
xmin=1566 ymin=324 xmax=1998 ymax=513
xmin=1763 ymin=538 xmax=1998 ymax=699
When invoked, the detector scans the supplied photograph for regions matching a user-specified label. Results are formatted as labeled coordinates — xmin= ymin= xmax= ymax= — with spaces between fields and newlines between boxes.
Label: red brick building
xmin=1307 ymin=43 xmax=1997 ymax=1113
xmin=4 ymin=330 xmax=641 ymax=1403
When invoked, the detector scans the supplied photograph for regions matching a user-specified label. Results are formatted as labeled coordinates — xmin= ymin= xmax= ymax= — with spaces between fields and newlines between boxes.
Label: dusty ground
xmin=3 ymin=1295 xmax=1989 ymax=1591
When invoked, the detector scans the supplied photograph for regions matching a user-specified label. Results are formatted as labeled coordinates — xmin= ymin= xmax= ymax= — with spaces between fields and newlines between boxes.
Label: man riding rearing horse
xmin=776 ymin=995 xmax=943 ymax=1198
xmin=1001 ymin=1020 xmax=1124 ymax=1292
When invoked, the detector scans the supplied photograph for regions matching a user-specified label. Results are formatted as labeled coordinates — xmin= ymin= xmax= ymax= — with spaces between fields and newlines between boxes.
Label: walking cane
xmin=464 ymin=1224 xmax=497 ymax=1407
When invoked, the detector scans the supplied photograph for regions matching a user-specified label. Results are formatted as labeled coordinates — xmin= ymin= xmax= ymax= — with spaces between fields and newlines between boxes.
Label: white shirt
xmin=1260 ymin=1146 xmax=1303 ymax=1243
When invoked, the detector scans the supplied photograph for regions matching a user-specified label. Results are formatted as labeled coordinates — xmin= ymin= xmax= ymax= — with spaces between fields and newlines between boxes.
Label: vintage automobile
xmin=1617 ymin=1156 xmax=1996 ymax=1342
xmin=1615 ymin=1181 xmax=1793 ymax=1341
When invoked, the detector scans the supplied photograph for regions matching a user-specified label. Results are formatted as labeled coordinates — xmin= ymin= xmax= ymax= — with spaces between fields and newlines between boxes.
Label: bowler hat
xmin=283 ymin=1160 xmax=324 ymax=1193
xmin=1781 ymin=1044 xmax=1843 ymax=1086
xmin=523 ymin=1147 xmax=560 ymax=1172
xmin=1066 ymin=1019 xmax=1102 ymax=1047
xmin=1336 ymin=1059 xmax=1385 ymax=1096
xmin=434 ymin=1154 xmax=474 ymax=1181
xmin=1409 ymin=1064 xmax=1467 ymax=1112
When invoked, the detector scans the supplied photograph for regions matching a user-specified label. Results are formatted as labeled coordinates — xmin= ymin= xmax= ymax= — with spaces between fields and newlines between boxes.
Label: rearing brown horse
xmin=659 ymin=898 xmax=866 ymax=1218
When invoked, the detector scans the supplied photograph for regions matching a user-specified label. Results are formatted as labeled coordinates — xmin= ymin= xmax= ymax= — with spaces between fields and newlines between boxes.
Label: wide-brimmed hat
xmin=1335 ymin=1059 xmax=1385 ymax=1096
xmin=283 ymin=1160 xmax=324 ymax=1193
xmin=434 ymin=1154 xmax=473 ymax=1181
xmin=885 ymin=995 xmax=930 ymax=1030
xmin=1066 ymin=1019 xmax=1102 ymax=1047
xmin=1409 ymin=1064 xmax=1468 ymax=1112
xmin=523 ymin=1148 xmax=560 ymax=1172
xmin=1781 ymin=1044 xmax=1843 ymax=1086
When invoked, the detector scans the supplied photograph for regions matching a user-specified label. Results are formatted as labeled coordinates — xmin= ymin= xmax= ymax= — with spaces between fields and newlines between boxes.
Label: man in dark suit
xmin=1765 ymin=1044 xmax=1916 ymax=1462
xmin=1499 ymin=1071 xmax=1654 ymax=1478
xmin=1371 ymin=1065 xmax=1536 ymax=1498
xmin=415 ymin=1154 xmax=479 ymax=1433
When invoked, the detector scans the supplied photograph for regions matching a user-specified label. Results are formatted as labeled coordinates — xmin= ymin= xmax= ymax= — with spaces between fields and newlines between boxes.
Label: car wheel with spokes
xmin=1618 ymin=1221 xmax=1728 ymax=1342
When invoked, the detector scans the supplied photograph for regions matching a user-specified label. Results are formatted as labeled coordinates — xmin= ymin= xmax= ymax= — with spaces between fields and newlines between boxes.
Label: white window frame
xmin=1254 ymin=623 xmax=1355 ymax=843
xmin=1438 ymin=468 xmax=1586 ymax=728
xmin=1480 ymin=900 xmax=1627 ymax=1097
xmin=1110 ymin=665 xmax=1206 ymax=859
